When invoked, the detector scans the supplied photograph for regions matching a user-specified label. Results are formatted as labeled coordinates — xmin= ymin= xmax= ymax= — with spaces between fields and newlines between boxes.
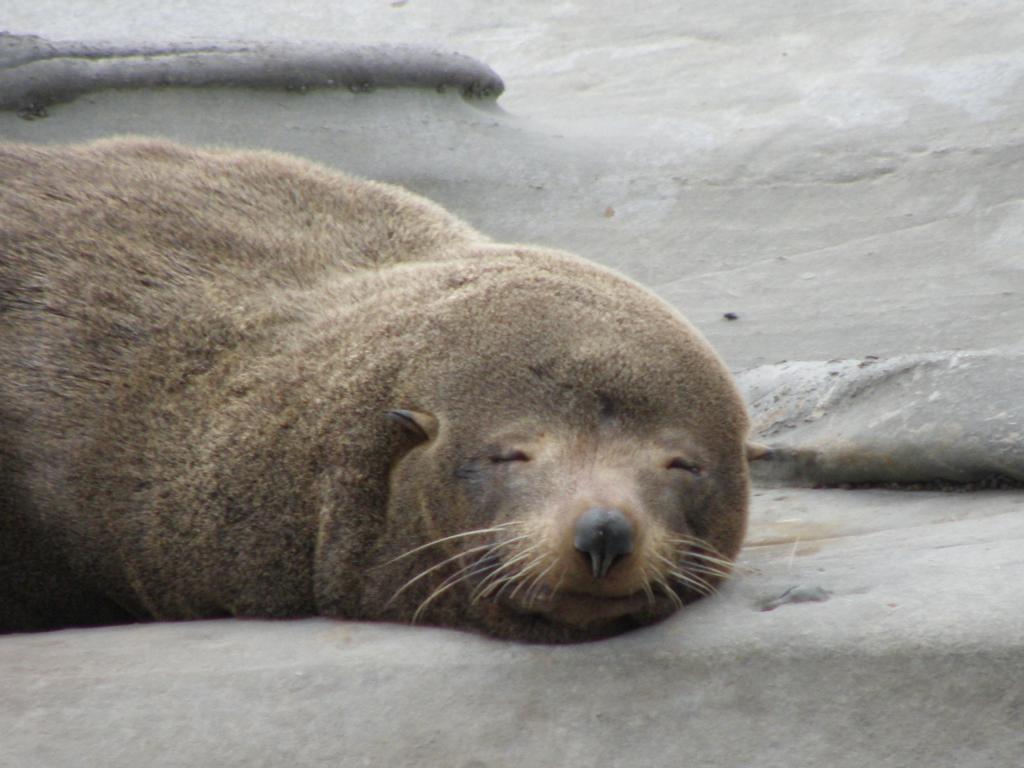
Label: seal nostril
xmin=573 ymin=507 xmax=634 ymax=579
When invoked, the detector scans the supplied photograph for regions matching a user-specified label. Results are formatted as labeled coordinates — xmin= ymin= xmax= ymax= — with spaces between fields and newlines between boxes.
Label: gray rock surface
xmin=740 ymin=348 xmax=1024 ymax=485
xmin=2 ymin=2 xmax=1023 ymax=766
xmin=3 ymin=489 xmax=1023 ymax=768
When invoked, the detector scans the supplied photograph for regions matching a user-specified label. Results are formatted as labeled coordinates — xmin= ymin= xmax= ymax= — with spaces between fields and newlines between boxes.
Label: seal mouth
xmin=503 ymin=584 xmax=676 ymax=626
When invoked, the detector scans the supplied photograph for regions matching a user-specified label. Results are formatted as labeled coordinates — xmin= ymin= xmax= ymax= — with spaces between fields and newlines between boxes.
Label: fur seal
xmin=0 ymin=138 xmax=752 ymax=642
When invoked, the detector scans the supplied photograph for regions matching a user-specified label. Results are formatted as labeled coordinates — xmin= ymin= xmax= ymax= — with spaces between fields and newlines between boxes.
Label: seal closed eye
xmin=0 ymin=137 xmax=752 ymax=643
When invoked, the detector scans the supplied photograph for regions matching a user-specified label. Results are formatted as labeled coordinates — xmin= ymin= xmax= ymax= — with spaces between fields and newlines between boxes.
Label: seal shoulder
xmin=0 ymin=136 xmax=486 ymax=290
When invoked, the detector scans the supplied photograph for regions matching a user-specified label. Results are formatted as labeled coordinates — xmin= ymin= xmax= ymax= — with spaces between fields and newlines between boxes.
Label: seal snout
xmin=573 ymin=507 xmax=634 ymax=579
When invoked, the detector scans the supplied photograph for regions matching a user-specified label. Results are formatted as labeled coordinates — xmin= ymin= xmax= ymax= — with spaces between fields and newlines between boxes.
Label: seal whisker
xmin=670 ymin=549 xmax=733 ymax=580
xmin=665 ymin=535 xmax=705 ymax=546
xmin=470 ymin=545 xmax=537 ymax=596
xmin=665 ymin=581 xmax=685 ymax=611
xmin=665 ymin=568 xmax=716 ymax=596
xmin=653 ymin=551 xmax=680 ymax=571
xmin=639 ymin=566 xmax=657 ymax=606
xmin=474 ymin=573 xmax=519 ymax=603
xmin=666 ymin=542 xmax=733 ymax=568
xmin=471 ymin=544 xmax=543 ymax=602
xmin=554 ymin=566 xmax=568 ymax=592
xmin=505 ymin=554 xmax=549 ymax=603
xmin=387 ymin=542 xmax=499 ymax=606
xmin=523 ymin=558 xmax=558 ymax=608
xmin=653 ymin=552 xmax=719 ymax=595
xmin=650 ymin=555 xmax=696 ymax=605
xmin=380 ymin=522 xmax=524 ymax=567
xmin=682 ymin=553 xmax=734 ymax=570
xmin=478 ymin=572 xmax=522 ymax=604
xmin=397 ymin=533 xmax=530 ymax=608
xmin=411 ymin=549 xmax=512 ymax=623
xmin=411 ymin=573 xmax=477 ymax=624
xmin=681 ymin=562 xmax=732 ymax=580
xmin=666 ymin=534 xmax=728 ymax=551
xmin=648 ymin=570 xmax=684 ymax=610
xmin=489 ymin=550 xmax=550 ymax=605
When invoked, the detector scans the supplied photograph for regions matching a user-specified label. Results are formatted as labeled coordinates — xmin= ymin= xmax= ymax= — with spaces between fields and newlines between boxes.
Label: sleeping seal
xmin=0 ymin=138 xmax=752 ymax=642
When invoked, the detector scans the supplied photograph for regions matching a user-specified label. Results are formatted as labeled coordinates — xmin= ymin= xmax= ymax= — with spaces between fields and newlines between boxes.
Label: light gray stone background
xmin=1 ymin=2 xmax=1022 ymax=766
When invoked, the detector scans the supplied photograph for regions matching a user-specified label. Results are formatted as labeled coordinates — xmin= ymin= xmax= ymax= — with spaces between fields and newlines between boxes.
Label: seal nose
xmin=573 ymin=507 xmax=634 ymax=579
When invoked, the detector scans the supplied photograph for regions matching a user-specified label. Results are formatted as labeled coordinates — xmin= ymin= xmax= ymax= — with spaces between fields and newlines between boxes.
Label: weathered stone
xmin=2 ymin=489 xmax=1022 ymax=768
xmin=739 ymin=349 xmax=1024 ymax=485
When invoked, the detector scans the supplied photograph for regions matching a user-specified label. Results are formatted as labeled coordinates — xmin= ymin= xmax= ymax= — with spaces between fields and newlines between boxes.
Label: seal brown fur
xmin=0 ymin=138 xmax=750 ymax=642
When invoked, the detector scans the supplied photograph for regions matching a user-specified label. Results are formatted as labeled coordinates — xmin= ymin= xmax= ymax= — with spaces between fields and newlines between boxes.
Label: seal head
xmin=351 ymin=253 xmax=750 ymax=642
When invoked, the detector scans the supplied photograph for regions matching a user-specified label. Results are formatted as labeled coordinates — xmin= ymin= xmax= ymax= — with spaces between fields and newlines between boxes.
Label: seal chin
xmin=505 ymin=586 xmax=672 ymax=627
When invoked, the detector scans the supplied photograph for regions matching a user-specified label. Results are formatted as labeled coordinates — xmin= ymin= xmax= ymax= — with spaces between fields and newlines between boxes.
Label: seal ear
xmin=386 ymin=409 xmax=439 ymax=444
xmin=746 ymin=442 xmax=772 ymax=462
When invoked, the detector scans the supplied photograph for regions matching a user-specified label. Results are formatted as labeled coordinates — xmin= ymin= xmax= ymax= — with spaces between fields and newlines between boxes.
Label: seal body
xmin=0 ymin=138 xmax=750 ymax=642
